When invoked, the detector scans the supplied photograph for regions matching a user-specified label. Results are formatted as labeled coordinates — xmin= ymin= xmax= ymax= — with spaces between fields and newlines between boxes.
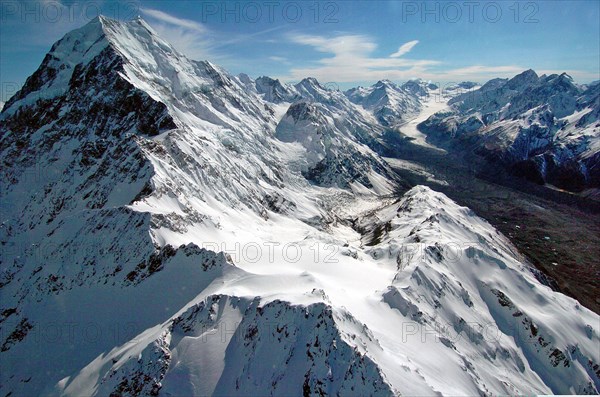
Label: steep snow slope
xmin=358 ymin=187 xmax=599 ymax=395
xmin=419 ymin=70 xmax=600 ymax=192
xmin=53 ymin=186 xmax=600 ymax=396
xmin=0 ymin=17 xmax=598 ymax=397
xmin=276 ymin=78 xmax=399 ymax=191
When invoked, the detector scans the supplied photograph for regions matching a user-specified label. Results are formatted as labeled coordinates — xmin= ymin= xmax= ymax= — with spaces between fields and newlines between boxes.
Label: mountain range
xmin=419 ymin=69 xmax=600 ymax=193
xmin=1 ymin=16 xmax=598 ymax=396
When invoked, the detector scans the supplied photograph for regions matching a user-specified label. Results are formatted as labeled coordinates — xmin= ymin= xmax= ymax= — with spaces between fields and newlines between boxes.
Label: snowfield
xmin=0 ymin=16 xmax=598 ymax=397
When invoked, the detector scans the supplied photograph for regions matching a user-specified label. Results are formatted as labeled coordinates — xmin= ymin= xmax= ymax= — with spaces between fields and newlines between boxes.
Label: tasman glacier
xmin=0 ymin=16 xmax=598 ymax=396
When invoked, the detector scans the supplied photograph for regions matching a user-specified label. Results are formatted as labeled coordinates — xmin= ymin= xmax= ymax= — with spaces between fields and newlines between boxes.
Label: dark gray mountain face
xmin=419 ymin=70 xmax=600 ymax=192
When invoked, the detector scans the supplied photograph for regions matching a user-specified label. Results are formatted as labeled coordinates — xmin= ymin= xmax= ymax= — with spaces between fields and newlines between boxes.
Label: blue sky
xmin=1 ymin=0 xmax=599 ymax=101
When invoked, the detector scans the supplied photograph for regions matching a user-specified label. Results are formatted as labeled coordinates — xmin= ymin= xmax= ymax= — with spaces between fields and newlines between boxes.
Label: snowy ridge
xmin=419 ymin=70 xmax=600 ymax=191
xmin=0 ymin=17 xmax=598 ymax=396
xmin=59 ymin=295 xmax=394 ymax=396
xmin=49 ymin=185 xmax=600 ymax=396
xmin=359 ymin=186 xmax=599 ymax=394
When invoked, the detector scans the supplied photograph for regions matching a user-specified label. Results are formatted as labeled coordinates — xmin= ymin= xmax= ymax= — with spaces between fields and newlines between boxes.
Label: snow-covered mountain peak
xmin=345 ymin=79 xmax=421 ymax=126
xmin=1 ymin=17 xmax=109 ymax=114
xmin=293 ymin=77 xmax=332 ymax=101
xmin=255 ymin=75 xmax=299 ymax=103
xmin=98 ymin=15 xmax=179 ymax=62
xmin=373 ymin=79 xmax=395 ymax=88
xmin=506 ymin=68 xmax=539 ymax=89
xmin=1 ymin=16 xmax=186 ymax=117
xmin=1 ymin=18 xmax=599 ymax=397
xmin=543 ymin=72 xmax=579 ymax=93
xmin=478 ymin=77 xmax=508 ymax=92
xmin=297 ymin=76 xmax=322 ymax=88
xmin=400 ymin=79 xmax=429 ymax=97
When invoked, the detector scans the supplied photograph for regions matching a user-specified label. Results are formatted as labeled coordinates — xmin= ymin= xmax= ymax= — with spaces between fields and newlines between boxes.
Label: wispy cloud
xmin=140 ymin=8 xmax=287 ymax=65
xmin=390 ymin=40 xmax=419 ymax=58
xmin=140 ymin=7 xmax=215 ymax=61
xmin=276 ymin=33 xmax=590 ymax=84
xmin=291 ymin=34 xmax=377 ymax=57
xmin=217 ymin=26 xmax=287 ymax=48
xmin=141 ymin=8 xmax=208 ymax=34
xmin=445 ymin=65 xmax=523 ymax=75
xmin=135 ymin=13 xmax=598 ymax=84
xmin=280 ymin=33 xmax=440 ymax=83
xmin=269 ymin=56 xmax=290 ymax=64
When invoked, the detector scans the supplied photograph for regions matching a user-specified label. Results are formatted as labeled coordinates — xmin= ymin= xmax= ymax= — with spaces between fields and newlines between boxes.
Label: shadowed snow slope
xmin=0 ymin=17 xmax=598 ymax=397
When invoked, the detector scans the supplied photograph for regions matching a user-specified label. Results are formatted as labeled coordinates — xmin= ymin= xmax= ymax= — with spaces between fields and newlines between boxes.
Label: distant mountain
xmin=401 ymin=78 xmax=440 ymax=96
xmin=419 ymin=69 xmax=600 ymax=192
xmin=252 ymin=75 xmax=300 ymax=103
xmin=1 ymin=17 xmax=598 ymax=397
xmin=345 ymin=79 xmax=421 ymax=126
